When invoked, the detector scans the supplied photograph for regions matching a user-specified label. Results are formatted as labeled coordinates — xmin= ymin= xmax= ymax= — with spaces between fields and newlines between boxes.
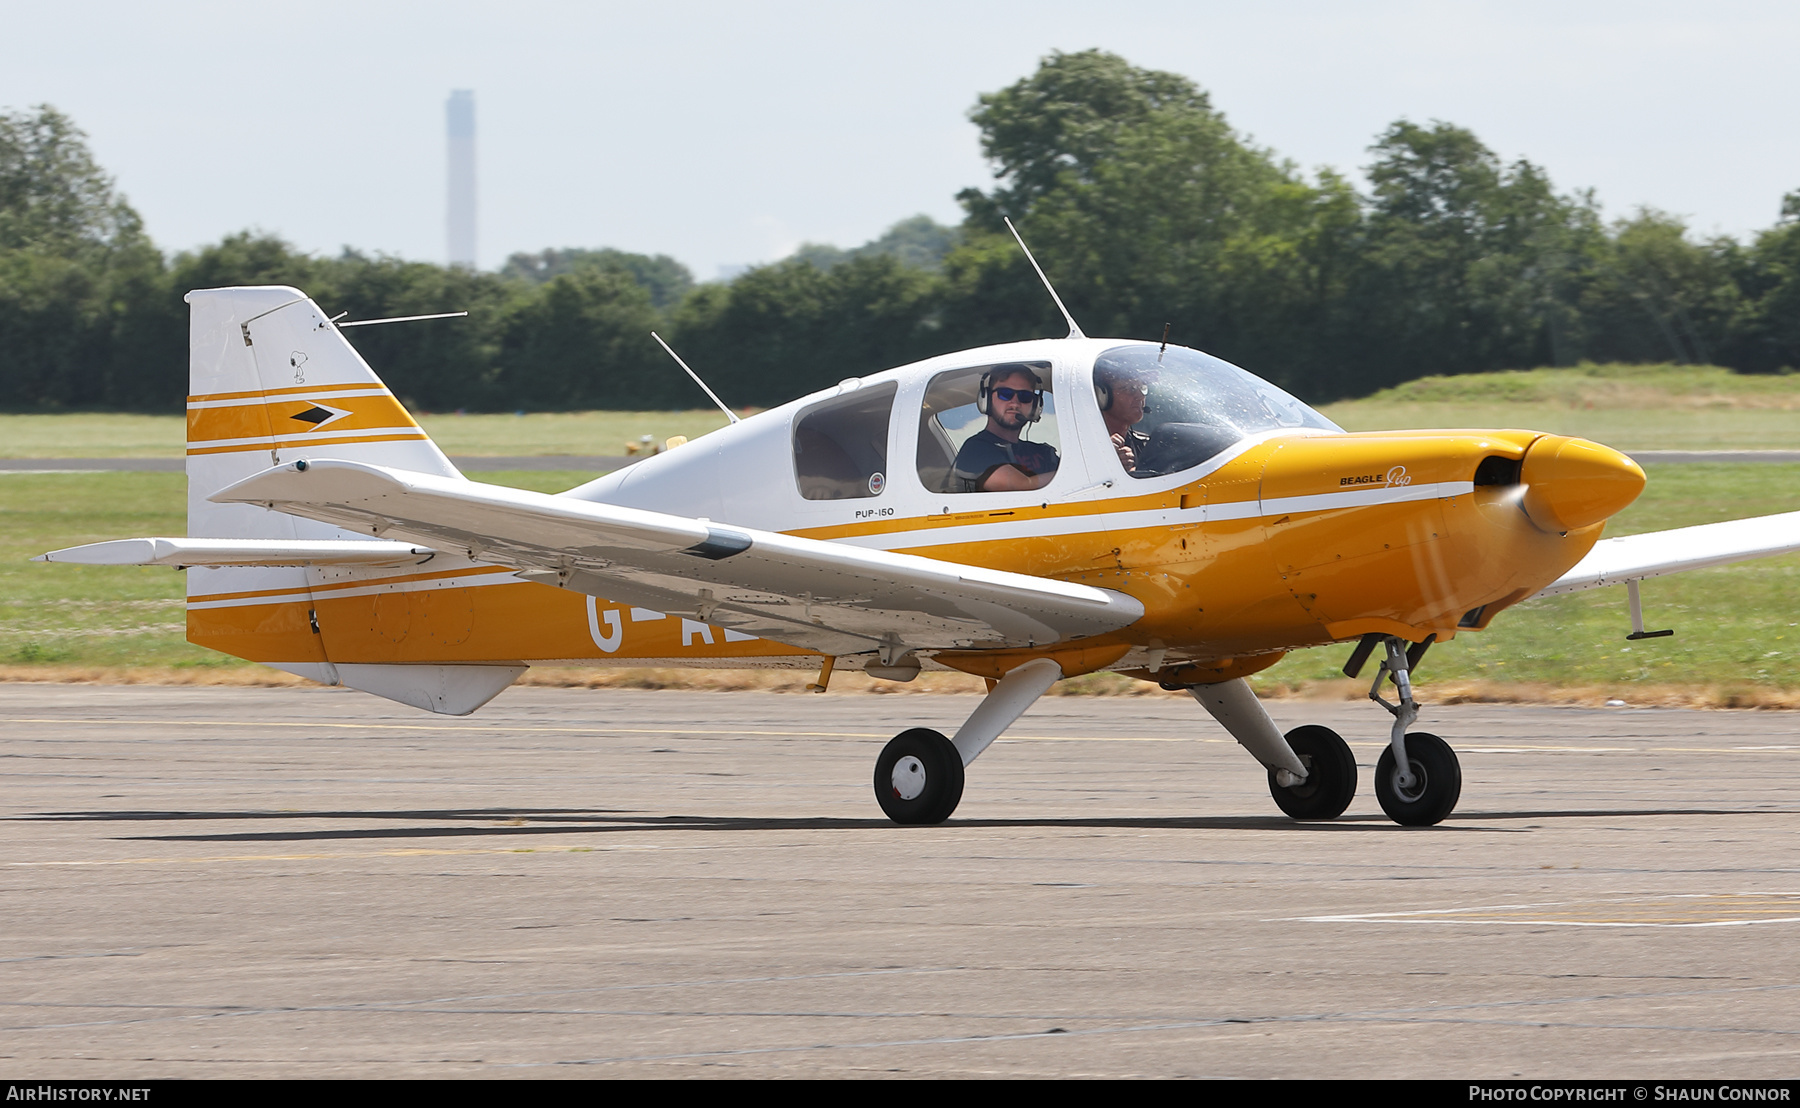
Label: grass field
xmin=0 ymin=411 xmax=736 ymax=458
xmin=6 ymin=363 xmax=1800 ymax=457
xmin=5 ymin=461 xmax=1798 ymax=699
xmin=1321 ymin=363 xmax=1800 ymax=451
xmin=0 ymin=470 xmax=590 ymax=672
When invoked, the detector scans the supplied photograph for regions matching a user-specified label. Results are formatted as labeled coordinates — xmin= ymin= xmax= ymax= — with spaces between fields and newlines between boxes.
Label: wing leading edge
xmin=211 ymin=459 xmax=1145 ymax=657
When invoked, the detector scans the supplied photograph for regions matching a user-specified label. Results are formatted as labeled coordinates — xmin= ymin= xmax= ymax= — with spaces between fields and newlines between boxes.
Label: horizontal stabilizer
xmin=212 ymin=458 xmax=1145 ymax=655
xmin=34 ymin=537 xmax=436 ymax=568
xmin=1536 ymin=510 xmax=1800 ymax=596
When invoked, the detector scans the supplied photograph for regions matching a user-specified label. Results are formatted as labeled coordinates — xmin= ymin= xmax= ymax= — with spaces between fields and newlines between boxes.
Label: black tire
xmin=873 ymin=728 xmax=965 ymax=825
xmin=1267 ymin=724 xmax=1357 ymax=820
xmin=1374 ymin=731 xmax=1462 ymax=826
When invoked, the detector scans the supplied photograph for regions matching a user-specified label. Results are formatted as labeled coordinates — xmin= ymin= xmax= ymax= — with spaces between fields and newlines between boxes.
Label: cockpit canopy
xmin=1094 ymin=343 xmax=1340 ymax=478
xmin=573 ymin=337 xmax=1346 ymax=526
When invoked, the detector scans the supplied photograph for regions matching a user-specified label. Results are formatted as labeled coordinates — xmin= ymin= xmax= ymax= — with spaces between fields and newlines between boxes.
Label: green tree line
xmin=4 ymin=50 xmax=1798 ymax=414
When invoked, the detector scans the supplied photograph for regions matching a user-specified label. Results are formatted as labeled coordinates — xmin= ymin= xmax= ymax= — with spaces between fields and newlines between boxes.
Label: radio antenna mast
xmin=651 ymin=332 xmax=739 ymax=424
xmin=1004 ymin=216 xmax=1085 ymax=340
xmin=338 ymin=311 xmax=468 ymax=328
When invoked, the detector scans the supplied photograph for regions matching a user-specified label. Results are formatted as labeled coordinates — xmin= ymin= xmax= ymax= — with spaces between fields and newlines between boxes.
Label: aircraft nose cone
xmin=1519 ymin=435 xmax=1645 ymax=532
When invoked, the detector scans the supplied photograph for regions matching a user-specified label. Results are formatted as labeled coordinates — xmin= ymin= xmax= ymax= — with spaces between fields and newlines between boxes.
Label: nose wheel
xmin=1346 ymin=634 xmax=1465 ymax=826
xmin=1266 ymin=724 xmax=1357 ymax=820
xmin=874 ymin=728 xmax=965 ymax=825
xmin=1374 ymin=731 xmax=1462 ymax=826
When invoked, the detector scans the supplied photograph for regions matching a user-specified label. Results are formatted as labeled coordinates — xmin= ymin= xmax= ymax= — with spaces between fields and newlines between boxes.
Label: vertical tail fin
xmin=183 ymin=286 xmax=521 ymax=715
xmin=185 ymin=285 xmax=459 ymax=540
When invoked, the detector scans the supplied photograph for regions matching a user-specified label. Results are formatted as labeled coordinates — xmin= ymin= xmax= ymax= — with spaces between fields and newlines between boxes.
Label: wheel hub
xmin=1391 ymin=763 xmax=1428 ymax=803
xmin=891 ymin=755 xmax=927 ymax=801
xmin=1282 ymin=753 xmax=1318 ymax=797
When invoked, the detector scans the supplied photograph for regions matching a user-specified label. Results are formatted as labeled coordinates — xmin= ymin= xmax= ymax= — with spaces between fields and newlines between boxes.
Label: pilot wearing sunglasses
xmin=952 ymin=364 xmax=1060 ymax=492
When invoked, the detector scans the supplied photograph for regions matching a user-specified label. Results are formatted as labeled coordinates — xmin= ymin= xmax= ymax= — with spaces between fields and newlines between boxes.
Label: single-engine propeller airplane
xmin=37 ymin=244 xmax=1800 ymax=826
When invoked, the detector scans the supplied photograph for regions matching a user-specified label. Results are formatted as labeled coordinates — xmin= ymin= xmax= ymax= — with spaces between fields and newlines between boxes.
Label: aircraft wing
xmin=211 ymin=459 xmax=1145 ymax=656
xmin=1534 ymin=510 xmax=1800 ymax=596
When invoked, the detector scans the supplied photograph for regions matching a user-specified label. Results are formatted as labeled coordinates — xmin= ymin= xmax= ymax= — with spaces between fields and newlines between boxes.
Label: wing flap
xmin=211 ymin=459 xmax=1145 ymax=653
xmin=1536 ymin=510 xmax=1800 ymax=596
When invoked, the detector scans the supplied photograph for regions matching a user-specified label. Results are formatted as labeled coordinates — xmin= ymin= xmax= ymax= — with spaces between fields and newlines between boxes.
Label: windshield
xmin=1093 ymin=344 xmax=1340 ymax=478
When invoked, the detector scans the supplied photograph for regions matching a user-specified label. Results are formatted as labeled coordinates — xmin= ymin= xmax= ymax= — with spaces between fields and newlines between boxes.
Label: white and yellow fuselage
xmin=170 ymin=291 xmax=1643 ymax=690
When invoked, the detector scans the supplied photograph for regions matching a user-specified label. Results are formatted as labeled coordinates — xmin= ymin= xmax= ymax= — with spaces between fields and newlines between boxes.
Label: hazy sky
xmin=4 ymin=1 xmax=1795 ymax=277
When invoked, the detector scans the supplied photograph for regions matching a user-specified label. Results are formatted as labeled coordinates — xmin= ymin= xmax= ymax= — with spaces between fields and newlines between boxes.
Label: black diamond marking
xmin=681 ymin=527 xmax=752 ymax=560
xmin=291 ymin=405 xmax=335 ymax=425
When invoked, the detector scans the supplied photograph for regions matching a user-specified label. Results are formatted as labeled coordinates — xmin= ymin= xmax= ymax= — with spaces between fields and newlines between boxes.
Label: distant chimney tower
xmin=446 ymin=90 xmax=476 ymax=268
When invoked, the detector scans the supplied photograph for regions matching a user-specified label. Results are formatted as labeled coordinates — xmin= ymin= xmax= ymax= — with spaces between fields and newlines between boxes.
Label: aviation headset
xmin=1094 ymin=366 xmax=1151 ymax=412
xmin=976 ymin=364 xmax=1044 ymax=423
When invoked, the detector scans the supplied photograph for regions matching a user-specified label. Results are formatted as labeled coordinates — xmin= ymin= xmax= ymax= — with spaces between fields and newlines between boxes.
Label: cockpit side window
xmin=1093 ymin=345 xmax=1339 ymax=479
xmin=792 ymin=382 xmax=897 ymax=500
xmin=915 ymin=361 xmax=1060 ymax=494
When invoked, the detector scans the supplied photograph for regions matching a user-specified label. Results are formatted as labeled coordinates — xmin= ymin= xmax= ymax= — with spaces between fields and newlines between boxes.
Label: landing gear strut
xmin=1188 ymin=678 xmax=1354 ymax=820
xmin=1365 ymin=635 xmax=1461 ymax=826
xmin=871 ymin=657 xmax=1063 ymax=825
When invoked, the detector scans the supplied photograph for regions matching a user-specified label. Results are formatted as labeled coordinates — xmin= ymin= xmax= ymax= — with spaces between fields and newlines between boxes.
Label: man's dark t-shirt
xmin=952 ymin=429 xmax=1060 ymax=492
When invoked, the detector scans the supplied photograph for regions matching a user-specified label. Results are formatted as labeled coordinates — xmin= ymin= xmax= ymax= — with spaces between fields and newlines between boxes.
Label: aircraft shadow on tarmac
xmin=12 ymin=805 xmax=1766 ymax=842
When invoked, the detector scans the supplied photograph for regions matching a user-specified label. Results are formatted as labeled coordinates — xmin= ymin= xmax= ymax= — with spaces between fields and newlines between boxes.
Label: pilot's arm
xmin=1112 ymin=428 xmax=1150 ymax=474
xmin=974 ymin=439 xmax=1060 ymax=491
xmin=1111 ymin=433 xmax=1136 ymax=472
xmin=980 ymin=464 xmax=1052 ymax=492
xmin=953 ymin=435 xmax=1058 ymax=493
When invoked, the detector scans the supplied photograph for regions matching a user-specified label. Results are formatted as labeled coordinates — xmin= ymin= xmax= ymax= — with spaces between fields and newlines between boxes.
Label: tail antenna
xmin=651 ymin=332 xmax=740 ymax=424
xmin=1004 ymin=217 xmax=1086 ymax=340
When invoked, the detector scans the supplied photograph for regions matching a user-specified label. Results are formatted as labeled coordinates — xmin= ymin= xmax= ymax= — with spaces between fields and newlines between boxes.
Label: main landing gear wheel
xmin=874 ymin=728 xmax=965 ymax=825
xmin=1374 ymin=731 xmax=1462 ymax=826
xmin=1267 ymin=725 xmax=1357 ymax=820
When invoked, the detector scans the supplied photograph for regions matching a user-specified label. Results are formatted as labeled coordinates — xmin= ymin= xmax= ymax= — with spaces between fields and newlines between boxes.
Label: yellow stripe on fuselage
xmin=188 ymin=580 xmax=816 ymax=665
